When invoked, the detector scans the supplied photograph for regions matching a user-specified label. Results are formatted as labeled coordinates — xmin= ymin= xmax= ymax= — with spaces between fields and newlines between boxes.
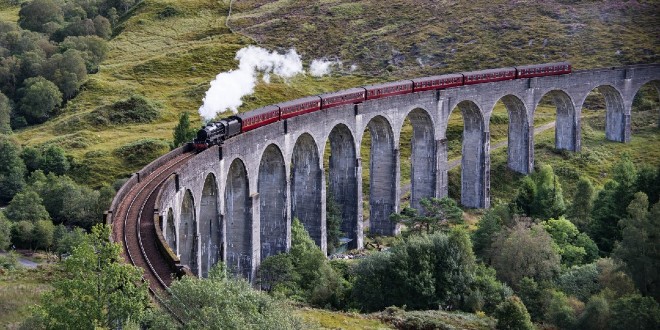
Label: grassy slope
xmin=0 ymin=267 xmax=53 ymax=328
xmin=5 ymin=0 xmax=658 ymax=188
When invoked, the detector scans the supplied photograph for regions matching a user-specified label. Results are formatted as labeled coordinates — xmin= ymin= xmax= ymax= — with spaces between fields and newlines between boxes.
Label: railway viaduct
xmin=109 ymin=64 xmax=659 ymax=283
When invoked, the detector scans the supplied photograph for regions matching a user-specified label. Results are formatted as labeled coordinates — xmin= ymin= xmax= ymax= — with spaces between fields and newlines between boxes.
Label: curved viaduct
xmin=109 ymin=64 xmax=659 ymax=283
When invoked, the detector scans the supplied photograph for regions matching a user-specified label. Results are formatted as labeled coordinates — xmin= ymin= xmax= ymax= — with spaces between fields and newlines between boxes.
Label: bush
xmin=89 ymin=95 xmax=160 ymax=126
xmin=114 ymin=138 xmax=169 ymax=167
xmin=555 ymin=262 xmax=601 ymax=301
xmin=352 ymin=229 xmax=479 ymax=312
xmin=493 ymin=296 xmax=534 ymax=330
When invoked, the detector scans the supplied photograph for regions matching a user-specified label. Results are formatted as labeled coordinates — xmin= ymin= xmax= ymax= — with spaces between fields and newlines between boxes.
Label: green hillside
xmin=3 ymin=0 xmax=657 ymax=189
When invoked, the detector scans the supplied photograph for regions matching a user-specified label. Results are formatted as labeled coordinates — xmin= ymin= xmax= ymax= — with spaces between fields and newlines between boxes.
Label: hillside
xmin=3 ymin=0 xmax=658 ymax=189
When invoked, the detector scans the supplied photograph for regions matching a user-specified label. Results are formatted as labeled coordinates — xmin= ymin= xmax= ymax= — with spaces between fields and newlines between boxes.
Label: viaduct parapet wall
xmin=111 ymin=64 xmax=660 ymax=281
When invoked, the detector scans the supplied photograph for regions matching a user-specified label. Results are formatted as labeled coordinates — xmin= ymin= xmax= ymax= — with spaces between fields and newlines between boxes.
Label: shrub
xmin=114 ymin=138 xmax=169 ymax=167
xmin=493 ymin=296 xmax=534 ymax=330
xmin=88 ymin=95 xmax=160 ymax=126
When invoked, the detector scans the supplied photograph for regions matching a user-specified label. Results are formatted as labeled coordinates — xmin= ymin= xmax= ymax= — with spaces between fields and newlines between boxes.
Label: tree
xmin=493 ymin=296 xmax=534 ymax=330
xmin=18 ymin=76 xmax=62 ymax=124
xmin=92 ymin=15 xmax=111 ymax=39
xmin=569 ymin=177 xmax=594 ymax=231
xmin=610 ymin=294 xmax=660 ymax=330
xmin=32 ymin=219 xmax=54 ymax=251
xmin=171 ymin=112 xmax=196 ymax=149
xmin=45 ymin=49 xmax=87 ymax=98
xmin=60 ymin=36 xmax=108 ymax=73
xmin=590 ymin=180 xmax=620 ymax=254
xmin=4 ymin=190 xmax=50 ymax=223
xmin=53 ymin=225 xmax=86 ymax=261
xmin=18 ymin=0 xmax=64 ymax=33
xmin=0 ymin=212 xmax=11 ymax=250
xmin=30 ymin=224 xmax=150 ymax=328
xmin=40 ymin=145 xmax=70 ymax=175
xmin=159 ymin=264 xmax=304 ymax=329
xmin=614 ymin=193 xmax=659 ymax=301
xmin=0 ymin=91 xmax=11 ymax=134
xmin=391 ymin=197 xmax=463 ymax=234
xmin=11 ymin=220 xmax=34 ymax=249
xmin=533 ymin=164 xmax=566 ymax=219
xmin=472 ymin=206 xmax=504 ymax=262
xmin=326 ymin=191 xmax=343 ymax=254
xmin=30 ymin=173 xmax=101 ymax=228
xmin=636 ymin=164 xmax=660 ymax=205
xmin=491 ymin=223 xmax=561 ymax=289
xmin=352 ymin=229 xmax=481 ymax=312
xmin=543 ymin=217 xmax=598 ymax=267
xmin=513 ymin=176 xmax=536 ymax=216
xmin=21 ymin=146 xmax=42 ymax=173
xmin=544 ymin=289 xmax=580 ymax=329
xmin=577 ymin=294 xmax=610 ymax=330
xmin=0 ymin=136 xmax=26 ymax=204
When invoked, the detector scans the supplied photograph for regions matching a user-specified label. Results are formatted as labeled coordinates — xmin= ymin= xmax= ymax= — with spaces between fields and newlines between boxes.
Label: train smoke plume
xmin=198 ymin=46 xmax=304 ymax=120
xmin=309 ymin=59 xmax=340 ymax=77
xmin=198 ymin=46 xmax=339 ymax=120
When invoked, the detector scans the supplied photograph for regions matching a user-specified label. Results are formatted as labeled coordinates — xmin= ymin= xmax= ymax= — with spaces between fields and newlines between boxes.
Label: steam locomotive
xmin=193 ymin=62 xmax=571 ymax=150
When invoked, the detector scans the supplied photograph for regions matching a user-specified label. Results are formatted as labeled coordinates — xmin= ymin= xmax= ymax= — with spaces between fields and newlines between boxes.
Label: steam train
xmin=193 ymin=62 xmax=571 ymax=150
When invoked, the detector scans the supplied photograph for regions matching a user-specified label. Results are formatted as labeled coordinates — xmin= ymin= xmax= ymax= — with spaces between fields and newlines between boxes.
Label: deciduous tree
xmin=569 ymin=177 xmax=594 ymax=231
xmin=30 ymin=224 xmax=149 ymax=328
xmin=0 ymin=136 xmax=26 ymax=204
xmin=614 ymin=193 xmax=660 ymax=301
xmin=18 ymin=76 xmax=62 ymax=124
xmin=4 ymin=190 xmax=50 ymax=223
xmin=491 ymin=223 xmax=560 ymax=289
xmin=0 ymin=91 xmax=11 ymax=134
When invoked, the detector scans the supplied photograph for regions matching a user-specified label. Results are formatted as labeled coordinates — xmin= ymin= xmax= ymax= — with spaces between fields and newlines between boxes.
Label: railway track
xmin=112 ymin=152 xmax=195 ymax=296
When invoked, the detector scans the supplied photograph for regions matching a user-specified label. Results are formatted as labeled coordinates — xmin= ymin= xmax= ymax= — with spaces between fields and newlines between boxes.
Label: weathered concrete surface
xmin=146 ymin=64 xmax=659 ymax=281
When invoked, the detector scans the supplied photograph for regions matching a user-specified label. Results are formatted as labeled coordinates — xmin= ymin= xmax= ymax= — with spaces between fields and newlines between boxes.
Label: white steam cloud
xmin=309 ymin=59 xmax=340 ymax=77
xmin=199 ymin=46 xmax=338 ymax=120
xmin=198 ymin=46 xmax=304 ymax=120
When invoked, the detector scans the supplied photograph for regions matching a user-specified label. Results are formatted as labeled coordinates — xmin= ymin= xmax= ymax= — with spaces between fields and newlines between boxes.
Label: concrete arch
xmin=403 ymin=108 xmax=436 ymax=211
xmin=364 ymin=116 xmax=397 ymax=235
xmin=165 ymin=208 xmax=176 ymax=253
xmin=630 ymin=80 xmax=660 ymax=129
xmin=580 ymin=85 xmax=627 ymax=142
xmin=258 ymin=144 xmax=287 ymax=261
xmin=225 ymin=158 xmax=252 ymax=279
xmin=179 ymin=190 xmax=198 ymax=276
xmin=451 ymin=100 xmax=488 ymax=208
xmin=498 ymin=95 xmax=531 ymax=174
xmin=327 ymin=123 xmax=359 ymax=249
xmin=291 ymin=133 xmax=323 ymax=248
xmin=537 ymin=90 xmax=578 ymax=151
xmin=199 ymin=173 xmax=220 ymax=278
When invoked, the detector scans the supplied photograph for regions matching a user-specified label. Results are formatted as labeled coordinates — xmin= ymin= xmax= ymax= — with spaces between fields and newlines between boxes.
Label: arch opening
xmin=324 ymin=124 xmax=359 ymax=250
xmin=631 ymin=81 xmax=660 ymax=132
xmin=403 ymin=108 xmax=436 ymax=212
xmin=259 ymin=144 xmax=287 ymax=261
xmin=179 ymin=190 xmax=198 ymax=276
xmin=165 ymin=208 xmax=177 ymax=253
xmin=225 ymin=159 xmax=252 ymax=280
xmin=291 ymin=134 xmax=323 ymax=250
xmin=535 ymin=90 xmax=577 ymax=151
xmin=199 ymin=174 xmax=220 ymax=278
xmin=447 ymin=101 xmax=487 ymax=208
xmin=496 ymin=95 xmax=530 ymax=174
xmin=580 ymin=86 xmax=627 ymax=144
xmin=362 ymin=116 xmax=396 ymax=236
